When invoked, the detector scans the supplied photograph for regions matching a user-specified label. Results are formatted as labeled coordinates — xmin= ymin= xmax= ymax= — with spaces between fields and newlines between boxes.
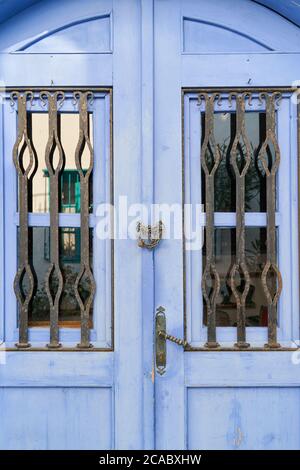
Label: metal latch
xmin=137 ymin=221 xmax=164 ymax=250
xmin=155 ymin=306 xmax=189 ymax=375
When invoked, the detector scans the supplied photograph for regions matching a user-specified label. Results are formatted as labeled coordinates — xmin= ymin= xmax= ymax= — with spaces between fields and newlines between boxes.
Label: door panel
xmin=0 ymin=387 xmax=113 ymax=450
xmin=187 ymin=387 xmax=300 ymax=450
xmin=0 ymin=0 xmax=146 ymax=450
xmin=154 ymin=0 xmax=300 ymax=450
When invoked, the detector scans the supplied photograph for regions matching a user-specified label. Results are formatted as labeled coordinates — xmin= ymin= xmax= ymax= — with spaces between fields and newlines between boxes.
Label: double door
xmin=1 ymin=0 xmax=300 ymax=450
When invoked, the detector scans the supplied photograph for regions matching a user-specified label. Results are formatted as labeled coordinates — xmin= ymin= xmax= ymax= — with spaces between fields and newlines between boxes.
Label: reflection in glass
xmin=17 ymin=227 xmax=93 ymax=325
xmin=19 ymin=113 xmax=93 ymax=213
xmin=203 ymin=227 xmax=278 ymax=327
xmin=201 ymin=112 xmax=271 ymax=212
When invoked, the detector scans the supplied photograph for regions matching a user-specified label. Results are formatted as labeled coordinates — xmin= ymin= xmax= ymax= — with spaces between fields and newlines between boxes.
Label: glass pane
xmin=58 ymin=113 xmax=94 ymax=214
xmin=19 ymin=112 xmax=93 ymax=214
xmin=17 ymin=227 xmax=94 ymax=325
xmin=203 ymin=227 xmax=278 ymax=327
xmin=201 ymin=112 xmax=268 ymax=212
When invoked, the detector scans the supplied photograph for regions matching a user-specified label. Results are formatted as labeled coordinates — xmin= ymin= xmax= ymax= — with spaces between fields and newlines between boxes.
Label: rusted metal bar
xmin=40 ymin=91 xmax=65 ymax=348
xmin=74 ymin=91 xmax=96 ymax=348
xmin=183 ymin=87 xmax=296 ymax=94
xmin=230 ymin=93 xmax=251 ymax=348
xmin=258 ymin=92 xmax=282 ymax=348
xmin=12 ymin=91 xmax=36 ymax=348
xmin=199 ymin=93 xmax=221 ymax=348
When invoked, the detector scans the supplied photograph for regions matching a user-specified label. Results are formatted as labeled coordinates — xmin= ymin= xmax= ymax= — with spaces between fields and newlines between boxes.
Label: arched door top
xmin=1 ymin=0 xmax=300 ymax=54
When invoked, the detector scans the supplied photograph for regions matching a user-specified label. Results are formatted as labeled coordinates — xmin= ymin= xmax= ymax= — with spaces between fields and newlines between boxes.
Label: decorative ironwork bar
xmin=229 ymin=93 xmax=251 ymax=348
xmin=74 ymin=92 xmax=96 ymax=348
xmin=199 ymin=93 xmax=221 ymax=348
xmin=12 ymin=92 xmax=36 ymax=348
xmin=258 ymin=92 xmax=282 ymax=348
xmin=41 ymin=91 xmax=65 ymax=348
xmin=10 ymin=88 xmax=113 ymax=350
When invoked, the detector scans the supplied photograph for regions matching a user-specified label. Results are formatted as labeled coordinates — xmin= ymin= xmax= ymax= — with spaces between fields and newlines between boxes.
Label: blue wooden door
xmin=154 ymin=0 xmax=300 ymax=450
xmin=0 ymin=0 xmax=151 ymax=450
xmin=1 ymin=0 xmax=300 ymax=451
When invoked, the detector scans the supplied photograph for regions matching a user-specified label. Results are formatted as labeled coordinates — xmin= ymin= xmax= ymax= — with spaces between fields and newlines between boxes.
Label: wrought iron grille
xmin=184 ymin=88 xmax=286 ymax=350
xmin=11 ymin=89 xmax=101 ymax=350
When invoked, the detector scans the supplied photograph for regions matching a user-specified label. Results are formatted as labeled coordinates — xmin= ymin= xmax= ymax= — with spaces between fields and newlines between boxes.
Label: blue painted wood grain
xmin=154 ymin=0 xmax=300 ymax=450
xmin=187 ymin=386 xmax=300 ymax=450
xmin=18 ymin=15 xmax=112 ymax=53
xmin=182 ymin=17 xmax=271 ymax=53
xmin=181 ymin=0 xmax=300 ymax=53
xmin=154 ymin=0 xmax=186 ymax=450
xmin=0 ymin=0 xmax=145 ymax=450
xmin=111 ymin=0 xmax=144 ymax=450
xmin=0 ymin=387 xmax=113 ymax=450
xmin=141 ymin=0 xmax=155 ymax=450
xmin=2 ymin=0 xmax=300 ymax=30
xmin=0 ymin=102 xmax=4 ymax=345
xmin=0 ymin=0 xmax=113 ymax=53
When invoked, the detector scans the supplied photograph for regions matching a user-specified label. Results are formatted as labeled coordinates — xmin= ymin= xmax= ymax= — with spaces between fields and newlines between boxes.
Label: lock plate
xmin=155 ymin=306 xmax=166 ymax=375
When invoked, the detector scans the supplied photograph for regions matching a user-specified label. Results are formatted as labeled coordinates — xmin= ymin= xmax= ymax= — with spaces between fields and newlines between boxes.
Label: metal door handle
xmin=155 ymin=306 xmax=189 ymax=375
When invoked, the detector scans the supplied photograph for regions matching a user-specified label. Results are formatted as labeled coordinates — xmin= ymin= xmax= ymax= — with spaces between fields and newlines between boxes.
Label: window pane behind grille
xmin=18 ymin=113 xmax=93 ymax=214
xmin=17 ymin=227 xmax=94 ymax=325
xmin=202 ymin=227 xmax=278 ymax=327
xmin=201 ymin=111 xmax=268 ymax=212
